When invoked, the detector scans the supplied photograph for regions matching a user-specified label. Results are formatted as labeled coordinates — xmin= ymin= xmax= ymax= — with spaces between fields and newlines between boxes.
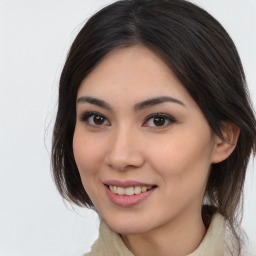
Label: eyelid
xmin=143 ymin=112 xmax=176 ymax=128
xmin=79 ymin=111 xmax=110 ymax=127
xmin=78 ymin=111 xmax=176 ymax=128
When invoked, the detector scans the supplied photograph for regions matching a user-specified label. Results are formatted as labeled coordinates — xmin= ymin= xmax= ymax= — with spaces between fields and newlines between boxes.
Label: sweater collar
xmin=89 ymin=213 xmax=225 ymax=256
xmin=187 ymin=213 xmax=225 ymax=256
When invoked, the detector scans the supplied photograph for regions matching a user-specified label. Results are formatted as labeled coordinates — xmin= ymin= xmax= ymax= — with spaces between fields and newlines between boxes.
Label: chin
xmin=102 ymin=215 xmax=155 ymax=235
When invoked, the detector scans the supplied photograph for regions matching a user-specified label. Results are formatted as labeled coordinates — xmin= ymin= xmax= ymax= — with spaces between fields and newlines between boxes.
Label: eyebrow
xmin=134 ymin=96 xmax=185 ymax=111
xmin=77 ymin=96 xmax=113 ymax=111
xmin=76 ymin=95 xmax=185 ymax=111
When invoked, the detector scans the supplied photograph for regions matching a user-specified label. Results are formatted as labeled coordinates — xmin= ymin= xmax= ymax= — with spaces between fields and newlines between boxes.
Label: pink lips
xmin=104 ymin=180 xmax=156 ymax=207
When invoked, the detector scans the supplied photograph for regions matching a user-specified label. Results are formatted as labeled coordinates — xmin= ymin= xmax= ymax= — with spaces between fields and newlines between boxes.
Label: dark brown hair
xmin=51 ymin=0 xmax=256 ymax=254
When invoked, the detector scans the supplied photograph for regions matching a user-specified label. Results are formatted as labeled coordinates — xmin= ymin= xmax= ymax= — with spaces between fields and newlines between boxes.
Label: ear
xmin=211 ymin=122 xmax=240 ymax=164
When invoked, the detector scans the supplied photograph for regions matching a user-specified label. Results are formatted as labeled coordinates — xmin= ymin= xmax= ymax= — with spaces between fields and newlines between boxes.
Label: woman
xmin=51 ymin=0 xmax=256 ymax=255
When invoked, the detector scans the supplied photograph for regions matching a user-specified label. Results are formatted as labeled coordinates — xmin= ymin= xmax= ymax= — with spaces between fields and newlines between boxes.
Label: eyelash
xmin=143 ymin=113 xmax=176 ymax=128
xmin=79 ymin=112 xmax=176 ymax=128
xmin=79 ymin=112 xmax=110 ymax=127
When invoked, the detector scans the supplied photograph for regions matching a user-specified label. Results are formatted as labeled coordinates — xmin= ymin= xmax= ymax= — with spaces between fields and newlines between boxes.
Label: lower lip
xmin=105 ymin=186 xmax=156 ymax=207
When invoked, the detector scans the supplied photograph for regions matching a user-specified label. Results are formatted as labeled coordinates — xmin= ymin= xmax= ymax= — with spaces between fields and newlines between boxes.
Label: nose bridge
xmin=106 ymin=124 xmax=144 ymax=171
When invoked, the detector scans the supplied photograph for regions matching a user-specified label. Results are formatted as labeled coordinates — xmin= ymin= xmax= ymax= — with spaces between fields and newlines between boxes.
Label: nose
xmin=106 ymin=126 xmax=144 ymax=171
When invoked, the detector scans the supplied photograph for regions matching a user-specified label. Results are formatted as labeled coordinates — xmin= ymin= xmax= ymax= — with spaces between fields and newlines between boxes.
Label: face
xmin=73 ymin=46 xmax=219 ymax=235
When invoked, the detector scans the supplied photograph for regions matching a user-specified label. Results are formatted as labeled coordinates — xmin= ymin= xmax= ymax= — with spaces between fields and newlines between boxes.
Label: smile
xmin=109 ymin=185 xmax=153 ymax=196
xmin=104 ymin=180 xmax=157 ymax=207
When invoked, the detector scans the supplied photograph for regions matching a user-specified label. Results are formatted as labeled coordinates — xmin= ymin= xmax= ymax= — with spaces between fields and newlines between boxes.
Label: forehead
xmin=77 ymin=46 xmax=195 ymax=108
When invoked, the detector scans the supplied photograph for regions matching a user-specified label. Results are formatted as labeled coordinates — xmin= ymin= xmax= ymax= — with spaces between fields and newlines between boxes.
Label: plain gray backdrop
xmin=0 ymin=0 xmax=255 ymax=255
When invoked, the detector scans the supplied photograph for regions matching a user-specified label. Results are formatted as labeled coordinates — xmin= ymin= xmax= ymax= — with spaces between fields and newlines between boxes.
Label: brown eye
xmin=153 ymin=117 xmax=166 ymax=126
xmin=94 ymin=115 xmax=105 ymax=125
xmin=144 ymin=113 xmax=176 ymax=128
xmin=79 ymin=112 xmax=110 ymax=127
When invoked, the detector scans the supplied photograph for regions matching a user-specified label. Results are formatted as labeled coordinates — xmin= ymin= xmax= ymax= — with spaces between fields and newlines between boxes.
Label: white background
xmin=0 ymin=0 xmax=255 ymax=255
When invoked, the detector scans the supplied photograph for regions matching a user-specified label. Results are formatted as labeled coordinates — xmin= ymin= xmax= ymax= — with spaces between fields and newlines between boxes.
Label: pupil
xmin=154 ymin=117 xmax=165 ymax=126
xmin=94 ymin=115 xmax=104 ymax=125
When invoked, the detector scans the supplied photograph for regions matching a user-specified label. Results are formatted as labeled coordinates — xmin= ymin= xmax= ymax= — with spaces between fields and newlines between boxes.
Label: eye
xmin=79 ymin=112 xmax=110 ymax=127
xmin=143 ymin=113 xmax=176 ymax=128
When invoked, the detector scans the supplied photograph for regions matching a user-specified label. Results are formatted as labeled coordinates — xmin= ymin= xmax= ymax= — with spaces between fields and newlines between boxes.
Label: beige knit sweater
xmin=84 ymin=213 xmax=232 ymax=256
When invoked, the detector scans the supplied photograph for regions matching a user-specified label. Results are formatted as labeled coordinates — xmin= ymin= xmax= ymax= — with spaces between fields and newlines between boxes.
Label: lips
xmin=104 ymin=180 xmax=157 ymax=207
xmin=104 ymin=179 xmax=156 ymax=188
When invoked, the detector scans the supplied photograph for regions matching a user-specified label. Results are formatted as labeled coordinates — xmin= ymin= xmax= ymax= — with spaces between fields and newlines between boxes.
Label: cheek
xmin=147 ymin=129 xmax=213 ymax=181
xmin=73 ymin=129 xmax=105 ymax=177
xmin=147 ymin=133 xmax=213 ymax=209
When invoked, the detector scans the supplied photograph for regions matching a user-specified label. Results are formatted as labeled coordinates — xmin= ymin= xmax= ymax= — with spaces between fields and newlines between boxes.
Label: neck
xmin=121 ymin=211 xmax=206 ymax=256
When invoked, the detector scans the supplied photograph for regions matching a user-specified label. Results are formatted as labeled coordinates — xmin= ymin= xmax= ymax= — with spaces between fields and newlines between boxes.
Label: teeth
xmin=134 ymin=186 xmax=141 ymax=194
xmin=142 ymin=186 xmax=147 ymax=192
xmin=109 ymin=185 xmax=153 ymax=196
xmin=117 ymin=187 xmax=125 ymax=195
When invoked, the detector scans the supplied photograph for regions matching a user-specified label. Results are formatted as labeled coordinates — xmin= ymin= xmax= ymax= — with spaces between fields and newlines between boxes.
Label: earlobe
xmin=211 ymin=123 xmax=240 ymax=164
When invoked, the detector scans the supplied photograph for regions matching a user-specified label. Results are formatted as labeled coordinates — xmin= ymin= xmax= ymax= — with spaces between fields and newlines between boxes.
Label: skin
xmin=73 ymin=46 xmax=235 ymax=256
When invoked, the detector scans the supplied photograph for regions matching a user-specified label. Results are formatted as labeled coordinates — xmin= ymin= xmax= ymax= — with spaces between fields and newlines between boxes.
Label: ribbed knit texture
xmin=85 ymin=213 xmax=225 ymax=256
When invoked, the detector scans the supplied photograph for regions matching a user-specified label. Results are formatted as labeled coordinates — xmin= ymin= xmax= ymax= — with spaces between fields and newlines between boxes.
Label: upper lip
xmin=103 ymin=179 xmax=156 ymax=188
